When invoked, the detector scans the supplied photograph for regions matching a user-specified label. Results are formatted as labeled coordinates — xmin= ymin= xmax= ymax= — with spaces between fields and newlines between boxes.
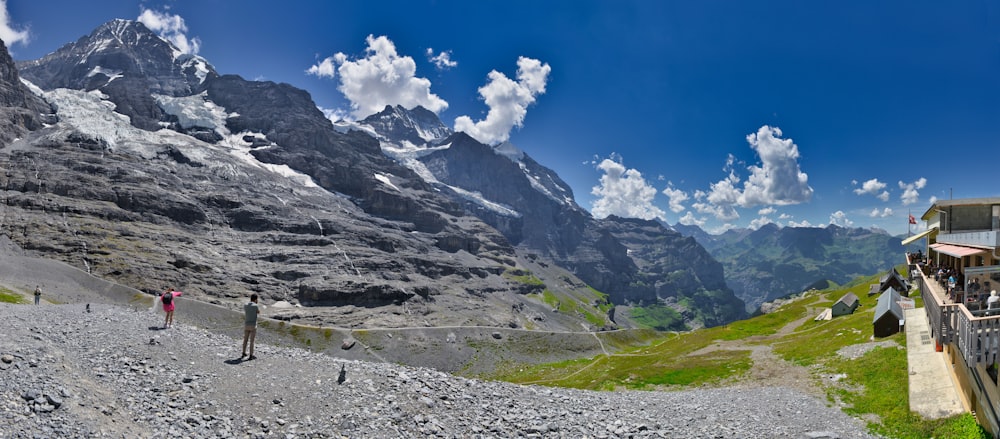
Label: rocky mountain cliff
xmin=3 ymin=19 xmax=745 ymax=330
xmin=674 ymin=222 xmax=902 ymax=312
xmin=0 ymin=39 xmax=52 ymax=143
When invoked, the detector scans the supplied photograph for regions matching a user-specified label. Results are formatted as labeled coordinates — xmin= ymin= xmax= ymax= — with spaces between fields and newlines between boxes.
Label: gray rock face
xmin=405 ymin=129 xmax=747 ymax=326
xmin=0 ymin=39 xmax=52 ymax=143
xmin=599 ymin=216 xmax=746 ymax=326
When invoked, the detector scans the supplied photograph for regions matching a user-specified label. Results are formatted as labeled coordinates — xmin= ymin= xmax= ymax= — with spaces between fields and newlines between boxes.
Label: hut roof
xmin=874 ymin=288 xmax=904 ymax=323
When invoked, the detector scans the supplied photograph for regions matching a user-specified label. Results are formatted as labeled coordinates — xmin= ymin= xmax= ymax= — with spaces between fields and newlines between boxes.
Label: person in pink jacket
xmin=160 ymin=287 xmax=182 ymax=328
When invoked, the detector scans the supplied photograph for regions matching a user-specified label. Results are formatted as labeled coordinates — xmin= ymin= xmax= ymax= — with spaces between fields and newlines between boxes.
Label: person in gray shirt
xmin=241 ymin=294 xmax=261 ymax=360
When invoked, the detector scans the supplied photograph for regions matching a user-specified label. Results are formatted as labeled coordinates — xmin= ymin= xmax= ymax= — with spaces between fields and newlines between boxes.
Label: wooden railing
xmin=918 ymin=272 xmax=959 ymax=345
xmin=917 ymin=266 xmax=1000 ymax=366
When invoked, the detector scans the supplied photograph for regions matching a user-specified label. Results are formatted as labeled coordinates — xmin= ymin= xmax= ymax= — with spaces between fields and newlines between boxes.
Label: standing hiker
xmin=33 ymin=286 xmax=41 ymax=305
xmin=242 ymin=293 xmax=261 ymax=360
xmin=160 ymin=287 xmax=182 ymax=328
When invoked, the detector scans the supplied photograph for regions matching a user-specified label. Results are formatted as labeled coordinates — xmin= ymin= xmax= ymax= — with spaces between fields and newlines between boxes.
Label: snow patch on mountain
xmin=379 ymin=139 xmax=521 ymax=217
xmin=85 ymin=66 xmax=124 ymax=86
xmin=373 ymin=173 xmax=400 ymax=191
xmin=177 ymin=54 xmax=213 ymax=84
xmin=448 ymin=185 xmax=521 ymax=218
xmin=380 ymin=140 xmax=451 ymax=183
xmin=45 ymin=88 xmax=159 ymax=158
xmin=153 ymin=92 xmax=233 ymax=135
xmin=19 ymin=78 xmax=44 ymax=97
xmin=45 ymin=87 xmax=320 ymax=190
xmin=332 ymin=119 xmax=378 ymax=137
xmin=219 ymin=133 xmax=320 ymax=189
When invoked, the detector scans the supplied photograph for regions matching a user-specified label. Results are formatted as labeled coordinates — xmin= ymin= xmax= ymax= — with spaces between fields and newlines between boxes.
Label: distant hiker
xmin=33 ymin=286 xmax=41 ymax=305
xmin=242 ymin=294 xmax=261 ymax=360
xmin=160 ymin=287 xmax=182 ymax=328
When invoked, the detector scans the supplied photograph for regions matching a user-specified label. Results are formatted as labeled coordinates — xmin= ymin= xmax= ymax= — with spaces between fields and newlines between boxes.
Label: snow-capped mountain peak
xmin=17 ymin=19 xmax=218 ymax=97
xmin=360 ymin=104 xmax=452 ymax=145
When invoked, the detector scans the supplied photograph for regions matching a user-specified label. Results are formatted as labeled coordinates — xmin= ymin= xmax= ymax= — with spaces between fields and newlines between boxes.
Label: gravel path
xmin=0 ymin=303 xmax=878 ymax=438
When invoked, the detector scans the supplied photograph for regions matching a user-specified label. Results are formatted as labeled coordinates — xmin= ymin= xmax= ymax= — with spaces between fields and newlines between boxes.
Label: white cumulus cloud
xmin=899 ymin=177 xmax=927 ymax=205
xmin=0 ymin=0 xmax=28 ymax=47
xmin=749 ymin=216 xmax=776 ymax=230
xmin=853 ymin=178 xmax=889 ymax=201
xmin=678 ymin=211 xmax=706 ymax=227
xmin=306 ymin=56 xmax=337 ymax=79
xmin=137 ymin=8 xmax=201 ymax=55
xmin=426 ymin=48 xmax=457 ymax=70
xmin=787 ymin=219 xmax=813 ymax=227
xmin=701 ymin=126 xmax=812 ymax=221
xmin=591 ymin=157 xmax=666 ymax=221
xmin=693 ymin=201 xmax=739 ymax=222
xmin=869 ymin=207 xmax=893 ymax=218
xmin=739 ymin=126 xmax=813 ymax=207
xmin=661 ymin=185 xmax=689 ymax=213
xmin=829 ymin=210 xmax=853 ymax=227
xmin=308 ymin=35 xmax=448 ymax=120
xmin=758 ymin=207 xmax=776 ymax=215
xmin=454 ymin=56 xmax=551 ymax=145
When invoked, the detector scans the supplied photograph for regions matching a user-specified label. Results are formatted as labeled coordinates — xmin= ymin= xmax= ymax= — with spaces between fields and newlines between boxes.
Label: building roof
xmin=920 ymin=197 xmax=1000 ymax=220
xmin=836 ymin=292 xmax=859 ymax=307
xmin=874 ymin=287 xmax=904 ymax=323
xmin=879 ymin=268 xmax=909 ymax=292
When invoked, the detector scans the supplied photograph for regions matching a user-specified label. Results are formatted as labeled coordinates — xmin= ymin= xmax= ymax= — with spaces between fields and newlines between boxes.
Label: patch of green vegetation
xmin=628 ymin=304 xmax=687 ymax=331
xmin=589 ymin=287 xmax=613 ymax=312
xmin=593 ymin=328 xmax=661 ymax=351
xmin=538 ymin=290 xmax=559 ymax=308
xmin=503 ymin=269 xmax=545 ymax=287
xmin=634 ymin=350 xmax=751 ymax=388
xmin=130 ymin=293 xmax=154 ymax=306
xmin=532 ymin=289 xmax=607 ymax=327
xmin=576 ymin=307 xmax=604 ymax=326
xmin=0 ymin=286 xmax=25 ymax=304
xmin=500 ymin=345 xmax=750 ymax=390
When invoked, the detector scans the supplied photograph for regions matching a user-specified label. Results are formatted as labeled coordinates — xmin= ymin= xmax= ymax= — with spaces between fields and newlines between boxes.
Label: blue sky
xmin=2 ymin=0 xmax=998 ymax=236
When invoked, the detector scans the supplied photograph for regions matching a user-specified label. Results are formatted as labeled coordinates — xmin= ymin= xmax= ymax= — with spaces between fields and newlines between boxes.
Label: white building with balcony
xmin=911 ymin=197 xmax=1000 ymax=435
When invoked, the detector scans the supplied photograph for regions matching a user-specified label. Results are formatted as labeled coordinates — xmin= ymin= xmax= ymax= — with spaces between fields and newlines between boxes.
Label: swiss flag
xmin=908 ymin=214 xmax=917 ymax=225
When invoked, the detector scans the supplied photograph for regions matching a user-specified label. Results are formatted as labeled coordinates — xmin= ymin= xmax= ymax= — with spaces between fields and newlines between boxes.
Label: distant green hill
xmin=673 ymin=223 xmax=903 ymax=312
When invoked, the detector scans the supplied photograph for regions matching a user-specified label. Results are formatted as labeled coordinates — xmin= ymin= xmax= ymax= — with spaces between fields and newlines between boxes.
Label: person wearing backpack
xmin=160 ymin=287 xmax=183 ymax=328
xmin=241 ymin=294 xmax=261 ymax=360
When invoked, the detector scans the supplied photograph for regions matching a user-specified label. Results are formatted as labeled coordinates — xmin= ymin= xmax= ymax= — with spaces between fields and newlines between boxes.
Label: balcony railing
xmin=917 ymin=265 xmax=1000 ymax=366
xmin=937 ymin=230 xmax=1000 ymax=248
